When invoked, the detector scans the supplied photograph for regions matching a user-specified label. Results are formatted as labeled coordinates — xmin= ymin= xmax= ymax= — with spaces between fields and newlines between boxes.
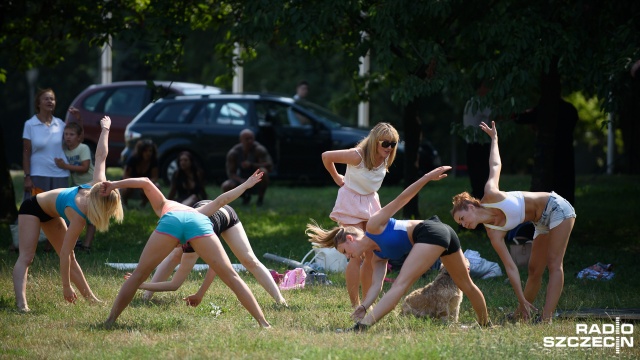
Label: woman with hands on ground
xmin=128 ymin=201 xmax=287 ymax=307
xmin=451 ymin=121 xmax=576 ymax=324
xmin=102 ymin=170 xmax=271 ymax=328
xmin=307 ymin=166 xmax=490 ymax=331
xmin=13 ymin=116 xmax=123 ymax=311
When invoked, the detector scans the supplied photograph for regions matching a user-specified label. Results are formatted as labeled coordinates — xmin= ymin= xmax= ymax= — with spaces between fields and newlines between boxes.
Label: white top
xmin=64 ymin=143 xmax=94 ymax=185
xmin=343 ymin=148 xmax=387 ymax=195
xmin=22 ymin=115 xmax=69 ymax=177
xmin=483 ymin=191 xmax=526 ymax=231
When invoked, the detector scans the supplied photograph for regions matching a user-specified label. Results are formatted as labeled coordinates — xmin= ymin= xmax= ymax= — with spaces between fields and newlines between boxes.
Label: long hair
xmin=34 ymin=88 xmax=55 ymax=113
xmin=450 ymin=192 xmax=483 ymax=216
xmin=87 ymin=183 xmax=124 ymax=232
xmin=132 ymin=139 xmax=158 ymax=161
xmin=356 ymin=122 xmax=399 ymax=171
xmin=173 ymin=151 xmax=206 ymax=197
xmin=305 ymin=220 xmax=362 ymax=249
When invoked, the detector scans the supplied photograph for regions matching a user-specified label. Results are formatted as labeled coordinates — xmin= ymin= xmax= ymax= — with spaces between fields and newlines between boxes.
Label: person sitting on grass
xmin=451 ymin=121 xmax=576 ymax=324
xmin=102 ymin=170 xmax=271 ymax=328
xmin=132 ymin=201 xmax=287 ymax=307
xmin=13 ymin=116 xmax=123 ymax=312
xmin=306 ymin=166 xmax=491 ymax=331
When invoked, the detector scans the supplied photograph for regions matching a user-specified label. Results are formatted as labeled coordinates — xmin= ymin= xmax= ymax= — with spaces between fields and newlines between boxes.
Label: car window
xmin=104 ymin=87 xmax=147 ymax=116
xmin=191 ymin=102 xmax=218 ymax=125
xmin=83 ymin=90 xmax=108 ymax=112
xmin=256 ymin=101 xmax=311 ymax=128
xmin=214 ymin=102 xmax=249 ymax=126
xmin=153 ymin=102 xmax=196 ymax=123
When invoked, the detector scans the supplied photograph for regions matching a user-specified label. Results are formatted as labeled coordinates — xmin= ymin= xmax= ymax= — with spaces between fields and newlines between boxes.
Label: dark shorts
xmin=18 ymin=196 xmax=54 ymax=223
xmin=412 ymin=215 xmax=461 ymax=256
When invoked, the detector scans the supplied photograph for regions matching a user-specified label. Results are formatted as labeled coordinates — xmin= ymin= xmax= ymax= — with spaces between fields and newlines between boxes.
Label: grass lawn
xmin=0 ymin=169 xmax=639 ymax=359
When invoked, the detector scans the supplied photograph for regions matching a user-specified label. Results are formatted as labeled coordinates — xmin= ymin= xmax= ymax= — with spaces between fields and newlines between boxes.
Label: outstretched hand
xmin=479 ymin=121 xmax=497 ymax=140
xmin=100 ymin=116 xmax=112 ymax=130
xmin=100 ymin=181 xmax=116 ymax=197
xmin=423 ymin=166 xmax=452 ymax=182
xmin=183 ymin=294 xmax=203 ymax=307
xmin=242 ymin=169 xmax=264 ymax=189
xmin=515 ymin=300 xmax=538 ymax=321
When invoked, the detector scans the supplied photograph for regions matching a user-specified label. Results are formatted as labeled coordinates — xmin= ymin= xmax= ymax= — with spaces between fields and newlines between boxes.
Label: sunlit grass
xmin=1 ymin=171 xmax=639 ymax=359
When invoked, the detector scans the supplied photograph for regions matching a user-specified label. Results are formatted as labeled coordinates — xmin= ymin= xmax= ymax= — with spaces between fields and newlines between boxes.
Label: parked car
xmin=121 ymin=93 xmax=440 ymax=185
xmin=65 ymin=80 xmax=223 ymax=166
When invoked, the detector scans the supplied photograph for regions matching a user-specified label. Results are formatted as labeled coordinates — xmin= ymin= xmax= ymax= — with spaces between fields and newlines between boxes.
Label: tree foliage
xmin=1 ymin=0 xmax=639 ymax=220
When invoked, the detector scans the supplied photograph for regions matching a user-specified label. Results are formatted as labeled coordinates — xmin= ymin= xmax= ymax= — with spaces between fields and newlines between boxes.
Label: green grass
xmin=1 ymin=170 xmax=639 ymax=359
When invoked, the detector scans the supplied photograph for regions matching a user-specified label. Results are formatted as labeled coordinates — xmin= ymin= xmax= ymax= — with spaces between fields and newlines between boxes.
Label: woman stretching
xmin=103 ymin=170 xmax=270 ymax=328
xmin=13 ymin=116 xmax=123 ymax=312
xmin=451 ymin=121 xmax=576 ymax=323
xmin=307 ymin=166 xmax=490 ymax=330
xmin=135 ymin=201 xmax=287 ymax=307
xmin=322 ymin=122 xmax=399 ymax=308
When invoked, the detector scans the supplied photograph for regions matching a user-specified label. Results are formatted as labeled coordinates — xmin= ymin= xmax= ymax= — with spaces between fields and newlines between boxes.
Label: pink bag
xmin=279 ymin=268 xmax=307 ymax=290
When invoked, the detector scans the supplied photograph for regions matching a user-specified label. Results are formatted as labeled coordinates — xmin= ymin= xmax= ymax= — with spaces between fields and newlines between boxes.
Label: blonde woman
xmin=307 ymin=166 xmax=490 ymax=331
xmin=451 ymin=121 xmax=576 ymax=323
xmin=13 ymin=116 xmax=124 ymax=312
xmin=322 ymin=122 xmax=399 ymax=308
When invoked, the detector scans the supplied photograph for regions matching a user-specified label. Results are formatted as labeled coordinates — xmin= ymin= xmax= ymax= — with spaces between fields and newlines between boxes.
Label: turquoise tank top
xmin=55 ymin=184 xmax=92 ymax=224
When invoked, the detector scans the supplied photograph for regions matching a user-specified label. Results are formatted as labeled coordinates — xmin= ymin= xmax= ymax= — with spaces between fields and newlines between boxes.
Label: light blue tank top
xmin=55 ymin=184 xmax=92 ymax=224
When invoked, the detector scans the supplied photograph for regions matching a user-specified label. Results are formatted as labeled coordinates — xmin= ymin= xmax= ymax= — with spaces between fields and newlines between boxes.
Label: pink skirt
xmin=330 ymin=186 xmax=381 ymax=226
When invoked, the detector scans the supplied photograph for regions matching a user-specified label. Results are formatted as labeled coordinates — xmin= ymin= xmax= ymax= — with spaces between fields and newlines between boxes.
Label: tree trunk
xmin=530 ymin=62 xmax=561 ymax=194
xmin=402 ymin=100 xmax=421 ymax=219
xmin=0 ymin=125 xmax=18 ymax=223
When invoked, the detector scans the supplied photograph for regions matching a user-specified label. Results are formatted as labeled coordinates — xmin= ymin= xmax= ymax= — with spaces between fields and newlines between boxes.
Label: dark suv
xmin=122 ymin=93 xmax=440 ymax=185
xmin=65 ymin=81 xmax=223 ymax=166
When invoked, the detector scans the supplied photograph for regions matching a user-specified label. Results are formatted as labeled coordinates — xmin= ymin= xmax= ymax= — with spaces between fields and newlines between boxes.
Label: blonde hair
xmin=356 ymin=122 xmax=399 ymax=171
xmin=305 ymin=220 xmax=362 ymax=249
xmin=450 ymin=192 xmax=483 ymax=217
xmin=87 ymin=183 xmax=124 ymax=232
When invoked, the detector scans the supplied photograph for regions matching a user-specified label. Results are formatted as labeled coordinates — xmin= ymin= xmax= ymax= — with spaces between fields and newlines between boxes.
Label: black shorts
xmin=18 ymin=196 xmax=54 ymax=223
xmin=412 ymin=215 xmax=461 ymax=256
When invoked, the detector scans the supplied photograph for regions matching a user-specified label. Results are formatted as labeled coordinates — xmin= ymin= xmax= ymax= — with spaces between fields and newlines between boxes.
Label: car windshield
xmin=295 ymin=100 xmax=351 ymax=129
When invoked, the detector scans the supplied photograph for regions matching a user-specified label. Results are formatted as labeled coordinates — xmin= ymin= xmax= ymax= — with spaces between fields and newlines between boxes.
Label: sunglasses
xmin=378 ymin=140 xmax=398 ymax=149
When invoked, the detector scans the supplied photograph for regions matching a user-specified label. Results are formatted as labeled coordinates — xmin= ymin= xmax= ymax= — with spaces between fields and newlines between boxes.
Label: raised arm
xmin=101 ymin=177 xmax=166 ymax=216
xmin=196 ymin=170 xmax=263 ymax=217
xmin=367 ymin=166 xmax=451 ymax=234
xmin=480 ymin=121 xmax=501 ymax=196
xmin=92 ymin=116 xmax=111 ymax=184
xmin=321 ymin=149 xmax=361 ymax=187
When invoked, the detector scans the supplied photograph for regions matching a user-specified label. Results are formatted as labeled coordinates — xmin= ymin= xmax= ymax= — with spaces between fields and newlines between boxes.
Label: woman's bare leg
xmin=143 ymin=247 xmax=184 ymax=300
xmin=441 ymin=250 xmax=489 ymax=326
xmin=105 ymin=232 xmax=178 ymax=326
xmin=541 ymin=218 xmax=574 ymax=322
xmin=190 ymin=235 xmax=270 ymax=328
xmin=13 ymin=215 xmax=42 ymax=312
xmin=222 ymin=224 xmax=286 ymax=305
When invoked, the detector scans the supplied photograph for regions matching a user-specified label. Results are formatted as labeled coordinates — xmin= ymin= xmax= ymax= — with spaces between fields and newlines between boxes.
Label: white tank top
xmin=343 ymin=148 xmax=387 ymax=195
xmin=483 ymin=191 xmax=525 ymax=231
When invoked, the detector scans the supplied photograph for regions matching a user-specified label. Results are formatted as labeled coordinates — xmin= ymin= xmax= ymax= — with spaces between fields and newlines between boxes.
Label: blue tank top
xmin=366 ymin=218 xmax=413 ymax=260
xmin=55 ymin=184 xmax=92 ymax=224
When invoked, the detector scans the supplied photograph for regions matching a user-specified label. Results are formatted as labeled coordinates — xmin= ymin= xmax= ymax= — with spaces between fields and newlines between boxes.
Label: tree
xmin=2 ymin=1 xmax=639 ymax=220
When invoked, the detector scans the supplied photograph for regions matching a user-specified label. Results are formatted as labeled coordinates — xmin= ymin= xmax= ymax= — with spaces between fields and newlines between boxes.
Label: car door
xmin=254 ymin=100 xmax=330 ymax=180
xmin=190 ymin=99 xmax=254 ymax=181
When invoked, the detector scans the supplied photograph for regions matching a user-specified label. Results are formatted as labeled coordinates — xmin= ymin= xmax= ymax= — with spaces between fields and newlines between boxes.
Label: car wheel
xmin=160 ymin=153 xmax=180 ymax=185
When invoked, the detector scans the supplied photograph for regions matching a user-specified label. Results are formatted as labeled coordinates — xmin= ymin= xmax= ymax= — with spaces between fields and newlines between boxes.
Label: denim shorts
xmin=533 ymin=192 xmax=576 ymax=238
